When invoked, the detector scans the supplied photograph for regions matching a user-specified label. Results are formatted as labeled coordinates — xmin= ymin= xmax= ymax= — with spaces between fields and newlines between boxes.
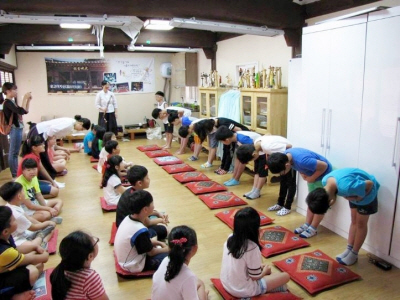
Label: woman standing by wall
xmin=0 ymin=82 xmax=32 ymax=178
xmin=95 ymin=80 xmax=118 ymax=135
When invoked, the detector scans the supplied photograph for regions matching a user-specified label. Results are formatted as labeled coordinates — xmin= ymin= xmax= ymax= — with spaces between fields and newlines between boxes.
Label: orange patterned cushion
xmin=198 ymin=191 xmax=246 ymax=209
xmin=32 ymin=268 xmax=54 ymax=300
xmin=215 ymin=208 xmax=274 ymax=229
xmin=273 ymin=249 xmax=361 ymax=295
xmin=172 ymin=172 xmax=211 ymax=183
xmin=259 ymin=226 xmax=310 ymax=258
xmin=185 ymin=181 xmax=228 ymax=195
xmin=144 ymin=150 xmax=171 ymax=158
xmin=137 ymin=144 xmax=162 ymax=152
xmin=211 ymin=278 xmax=301 ymax=300
xmin=153 ymin=156 xmax=183 ymax=166
xmin=162 ymin=163 xmax=196 ymax=174
xmin=109 ymin=222 xmax=117 ymax=245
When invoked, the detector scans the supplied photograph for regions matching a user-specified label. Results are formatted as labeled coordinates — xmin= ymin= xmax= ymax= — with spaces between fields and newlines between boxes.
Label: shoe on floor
xmin=201 ymin=162 xmax=213 ymax=168
xmin=268 ymin=204 xmax=282 ymax=211
xmin=276 ymin=207 xmax=291 ymax=216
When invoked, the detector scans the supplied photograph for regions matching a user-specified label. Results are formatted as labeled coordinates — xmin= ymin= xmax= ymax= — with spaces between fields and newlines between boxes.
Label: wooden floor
xmin=1 ymin=137 xmax=400 ymax=300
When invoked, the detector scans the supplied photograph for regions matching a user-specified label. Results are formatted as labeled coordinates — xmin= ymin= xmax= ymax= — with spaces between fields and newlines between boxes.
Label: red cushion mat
xmin=215 ymin=208 xmax=274 ymax=229
xmin=113 ymin=251 xmax=155 ymax=278
xmin=162 ymin=163 xmax=196 ymax=174
xmin=172 ymin=171 xmax=211 ymax=183
xmin=33 ymin=268 xmax=54 ymax=300
xmin=137 ymin=145 xmax=162 ymax=152
xmin=100 ymin=197 xmax=117 ymax=211
xmin=153 ymin=156 xmax=183 ymax=166
xmin=259 ymin=226 xmax=310 ymax=258
xmin=211 ymin=278 xmax=301 ymax=300
xmin=109 ymin=222 xmax=117 ymax=245
xmin=90 ymin=157 xmax=99 ymax=163
xmin=144 ymin=150 xmax=171 ymax=158
xmin=273 ymin=249 xmax=361 ymax=295
xmin=185 ymin=181 xmax=228 ymax=195
xmin=198 ymin=191 xmax=246 ymax=209
xmin=92 ymin=164 xmax=98 ymax=170
xmin=47 ymin=229 xmax=58 ymax=255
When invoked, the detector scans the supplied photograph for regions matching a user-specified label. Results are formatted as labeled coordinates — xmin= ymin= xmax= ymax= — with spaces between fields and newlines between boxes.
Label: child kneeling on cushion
xmin=114 ymin=190 xmax=169 ymax=273
xmin=306 ymin=168 xmax=379 ymax=266
xmin=0 ymin=206 xmax=49 ymax=300
xmin=220 ymin=207 xmax=290 ymax=298
xmin=151 ymin=226 xmax=208 ymax=300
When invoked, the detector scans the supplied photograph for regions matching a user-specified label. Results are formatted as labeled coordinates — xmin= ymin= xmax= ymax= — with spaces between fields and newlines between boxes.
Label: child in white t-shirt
xmin=220 ymin=207 xmax=290 ymax=298
xmin=101 ymin=155 xmax=127 ymax=205
xmin=151 ymin=226 xmax=208 ymax=300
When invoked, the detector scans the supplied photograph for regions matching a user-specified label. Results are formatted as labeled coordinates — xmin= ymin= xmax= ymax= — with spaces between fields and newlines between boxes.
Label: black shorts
xmin=148 ymin=225 xmax=168 ymax=240
xmin=0 ymin=267 xmax=31 ymax=297
xmin=163 ymin=123 xmax=174 ymax=133
xmin=349 ymin=196 xmax=378 ymax=215
xmin=254 ymin=154 xmax=268 ymax=177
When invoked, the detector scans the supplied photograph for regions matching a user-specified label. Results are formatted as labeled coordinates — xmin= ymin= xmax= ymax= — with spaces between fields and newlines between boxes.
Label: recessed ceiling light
xmin=144 ymin=19 xmax=173 ymax=30
xmin=60 ymin=23 xmax=91 ymax=29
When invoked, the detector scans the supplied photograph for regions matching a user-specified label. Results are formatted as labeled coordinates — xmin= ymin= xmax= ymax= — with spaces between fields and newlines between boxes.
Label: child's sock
xmin=244 ymin=187 xmax=256 ymax=197
xmin=338 ymin=249 xmax=358 ymax=266
xmin=294 ymin=223 xmax=310 ymax=234
xmin=269 ymin=284 xmax=288 ymax=293
xmin=224 ymin=179 xmax=240 ymax=186
xmin=51 ymin=216 xmax=63 ymax=224
xmin=336 ymin=245 xmax=353 ymax=260
xmin=300 ymin=225 xmax=317 ymax=238
xmin=246 ymin=188 xmax=261 ymax=199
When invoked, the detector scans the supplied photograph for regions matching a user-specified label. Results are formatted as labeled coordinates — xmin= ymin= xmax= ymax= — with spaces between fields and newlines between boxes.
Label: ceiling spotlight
xmin=144 ymin=19 xmax=173 ymax=30
xmin=60 ymin=23 xmax=91 ymax=29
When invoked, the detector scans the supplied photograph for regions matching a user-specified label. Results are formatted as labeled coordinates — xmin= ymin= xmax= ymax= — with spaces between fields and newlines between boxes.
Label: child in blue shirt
xmin=306 ymin=168 xmax=379 ymax=265
xmin=267 ymin=148 xmax=332 ymax=238
xmin=83 ymin=124 xmax=97 ymax=155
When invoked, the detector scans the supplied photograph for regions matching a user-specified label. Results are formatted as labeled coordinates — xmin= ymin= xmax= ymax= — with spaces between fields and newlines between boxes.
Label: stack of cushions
xmin=215 ymin=208 xmax=274 ymax=229
xmin=259 ymin=226 xmax=310 ymax=258
xmin=273 ymin=249 xmax=361 ymax=295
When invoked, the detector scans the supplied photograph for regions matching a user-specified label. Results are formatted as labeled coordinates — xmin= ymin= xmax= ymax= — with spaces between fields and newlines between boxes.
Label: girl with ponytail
xmin=101 ymin=155 xmax=126 ymax=205
xmin=50 ymin=230 xmax=109 ymax=300
xmin=151 ymin=225 xmax=208 ymax=300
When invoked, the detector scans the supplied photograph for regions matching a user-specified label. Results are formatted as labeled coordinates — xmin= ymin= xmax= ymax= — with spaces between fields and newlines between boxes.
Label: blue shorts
xmin=39 ymin=181 xmax=52 ymax=195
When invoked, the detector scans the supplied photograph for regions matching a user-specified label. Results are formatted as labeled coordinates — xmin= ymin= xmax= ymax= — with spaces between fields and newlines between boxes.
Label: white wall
xmin=306 ymin=0 xmax=400 ymax=25
xmin=215 ymin=35 xmax=292 ymax=87
xmin=0 ymin=45 xmax=17 ymax=67
xmin=15 ymin=52 xmax=172 ymax=127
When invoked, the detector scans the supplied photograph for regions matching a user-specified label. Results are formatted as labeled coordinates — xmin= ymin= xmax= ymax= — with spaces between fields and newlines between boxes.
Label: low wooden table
xmin=126 ymin=128 xmax=147 ymax=140
xmin=60 ymin=134 xmax=85 ymax=145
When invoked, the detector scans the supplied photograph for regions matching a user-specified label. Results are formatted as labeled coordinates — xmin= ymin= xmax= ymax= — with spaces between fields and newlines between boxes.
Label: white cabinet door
xmin=300 ymin=31 xmax=331 ymax=153
xmin=358 ymin=15 xmax=400 ymax=258
xmin=324 ymin=24 xmax=366 ymax=168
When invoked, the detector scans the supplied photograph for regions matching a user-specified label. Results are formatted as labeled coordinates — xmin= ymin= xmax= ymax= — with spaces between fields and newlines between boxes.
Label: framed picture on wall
xmin=235 ymin=61 xmax=258 ymax=86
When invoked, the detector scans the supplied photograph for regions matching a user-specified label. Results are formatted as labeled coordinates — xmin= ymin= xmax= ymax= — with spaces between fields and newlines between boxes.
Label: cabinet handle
xmin=327 ymin=109 xmax=332 ymax=150
xmin=321 ymin=109 xmax=326 ymax=148
xmin=392 ymin=117 xmax=400 ymax=168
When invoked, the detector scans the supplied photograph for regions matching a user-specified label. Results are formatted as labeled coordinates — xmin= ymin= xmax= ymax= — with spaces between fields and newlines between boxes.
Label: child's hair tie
xmin=171 ymin=237 xmax=187 ymax=246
